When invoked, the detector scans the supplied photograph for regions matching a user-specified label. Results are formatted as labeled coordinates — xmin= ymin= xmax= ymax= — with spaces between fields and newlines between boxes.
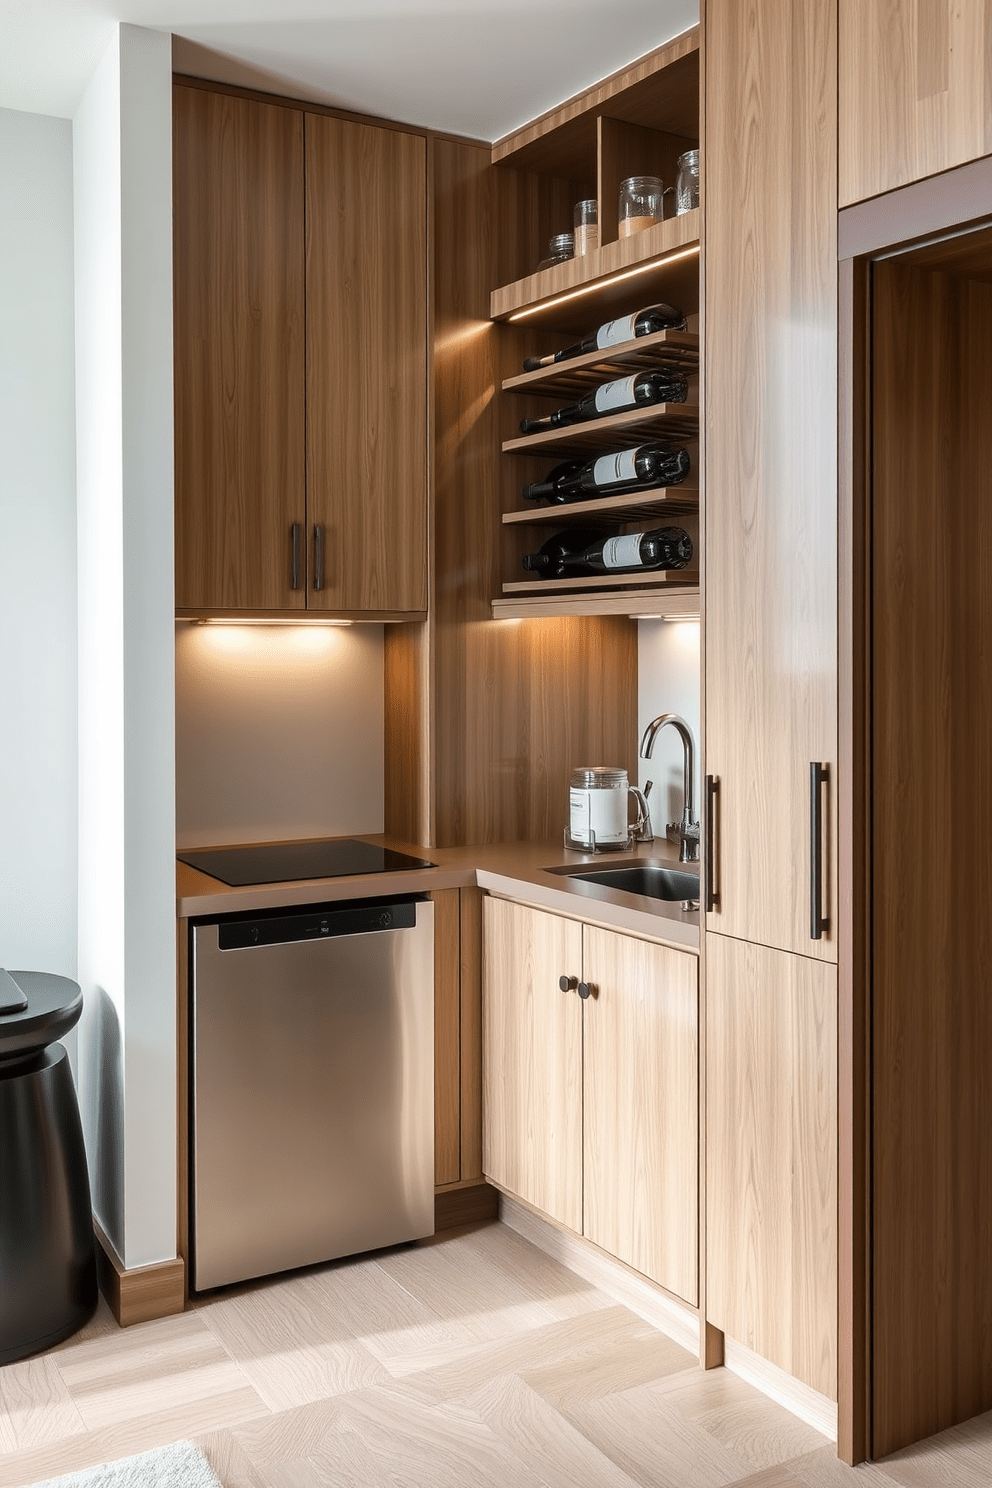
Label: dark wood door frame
xmin=838 ymin=151 xmax=992 ymax=1466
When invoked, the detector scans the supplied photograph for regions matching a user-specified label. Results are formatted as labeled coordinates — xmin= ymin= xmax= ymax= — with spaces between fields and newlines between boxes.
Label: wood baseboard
xmin=498 ymin=1192 xmax=700 ymax=1357
xmin=93 ymin=1218 xmax=186 ymax=1327
xmin=723 ymin=1337 xmax=839 ymax=1442
xmin=434 ymin=1180 xmax=499 ymax=1230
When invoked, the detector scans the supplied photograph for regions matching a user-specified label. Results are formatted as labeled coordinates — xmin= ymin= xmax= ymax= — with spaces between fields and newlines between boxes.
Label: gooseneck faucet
xmin=639 ymin=713 xmax=700 ymax=862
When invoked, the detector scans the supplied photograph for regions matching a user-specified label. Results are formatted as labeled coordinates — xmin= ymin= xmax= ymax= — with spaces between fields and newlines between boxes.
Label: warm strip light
xmin=507 ymin=245 xmax=701 ymax=323
xmin=187 ymin=617 xmax=355 ymax=628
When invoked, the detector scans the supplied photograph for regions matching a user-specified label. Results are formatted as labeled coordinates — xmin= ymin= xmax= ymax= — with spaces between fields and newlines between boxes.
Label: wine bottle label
xmin=595 ymin=313 xmax=637 ymax=349
xmin=601 ymin=533 xmax=646 ymax=569
xmin=593 ymin=449 xmax=639 ymax=487
xmin=594 ymin=375 xmax=638 ymax=414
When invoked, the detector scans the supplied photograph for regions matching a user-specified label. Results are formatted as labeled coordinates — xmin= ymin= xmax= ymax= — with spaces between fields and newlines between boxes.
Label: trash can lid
xmin=0 ymin=971 xmax=83 ymax=1059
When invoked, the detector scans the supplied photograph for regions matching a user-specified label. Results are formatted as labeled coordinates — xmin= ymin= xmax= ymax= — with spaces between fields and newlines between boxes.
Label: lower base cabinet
xmin=705 ymin=932 xmax=837 ymax=1400
xmin=482 ymin=896 xmax=698 ymax=1305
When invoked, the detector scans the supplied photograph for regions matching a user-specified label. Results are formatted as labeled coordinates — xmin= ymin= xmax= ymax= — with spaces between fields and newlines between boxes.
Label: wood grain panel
xmin=482 ymin=898 xmax=583 ymax=1232
xmin=582 ymin=926 xmax=698 ymax=1305
xmin=384 ymin=622 xmax=431 ymax=845
xmin=306 ymin=115 xmax=428 ymax=612
xmin=459 ymin=886 xmax=485 ymax=1183
xmin=431 ymin=889 xmax=461 ymax=1187
xmin=870 ymin=258 xmax=992 ymax=1456
xmin=705 ymin=933 xmax=837 ymax=1401
xmin=839 ymin=0 xmax=992 ymax=207
xmin=703 ymin=0 xmax=838 ymax=960
xmin=173 ymin=84 xmax=305 ymax=611
xmin=432 ymin=136 xmax=638 ymax=847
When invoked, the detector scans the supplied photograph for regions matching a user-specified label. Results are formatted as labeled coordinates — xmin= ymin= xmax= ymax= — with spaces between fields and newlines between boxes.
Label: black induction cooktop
xmin=177 ymin=838 xmax=436 ymax=887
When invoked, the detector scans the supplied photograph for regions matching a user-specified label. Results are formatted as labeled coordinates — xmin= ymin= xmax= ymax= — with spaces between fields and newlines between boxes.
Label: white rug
xmin=30 ymin=1441 xmax=221 ymax=1488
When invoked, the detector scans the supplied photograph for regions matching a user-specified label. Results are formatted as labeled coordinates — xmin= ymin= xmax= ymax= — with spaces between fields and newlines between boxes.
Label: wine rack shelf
xmin=502 ymin=568 xmax=699 ymax=595
xmin=503 ymin=403 xmax=699 ymax=457
xmin=492 ymin=587 xmax=701 ymax=621
xmin=501 ymin=327 xmax=699 ymax=399
xmin=502 ymin=485 xmax=698 ymax=527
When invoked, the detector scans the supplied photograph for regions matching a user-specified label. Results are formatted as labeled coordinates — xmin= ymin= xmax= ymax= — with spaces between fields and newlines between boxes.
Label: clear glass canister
xmin=573 ymin=198 xmax=599 ymax=256
xmin=675 ymin=149 xmax=700 ymax=214
xmin=568 ymin=766 xmax=629 ymax=848
xmin=619 ymin=175 xmax=664 ymax=237
xmin=537 ymin=231 xmax=575 ymax=270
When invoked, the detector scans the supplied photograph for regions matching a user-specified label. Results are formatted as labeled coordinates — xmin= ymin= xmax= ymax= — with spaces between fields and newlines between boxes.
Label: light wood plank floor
xmin=0 ymin=1222 xmax=990 ymax=1487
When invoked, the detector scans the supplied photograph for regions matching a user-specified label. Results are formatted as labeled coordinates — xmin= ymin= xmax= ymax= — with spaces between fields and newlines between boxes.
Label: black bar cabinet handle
xmin=704 ymin=774 xmax=719 ymax=913
xmin=313 ymin=524 xmax=324 ymax=592
xmin=810 ymin=761 xmax=828 ymax=941
xmin=291 ymin=523 xmax=301 ymax=590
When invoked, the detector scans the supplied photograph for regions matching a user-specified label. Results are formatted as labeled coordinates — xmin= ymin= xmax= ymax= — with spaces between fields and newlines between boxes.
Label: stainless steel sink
xmin=550 ymin=861 xmax=701 ymax=903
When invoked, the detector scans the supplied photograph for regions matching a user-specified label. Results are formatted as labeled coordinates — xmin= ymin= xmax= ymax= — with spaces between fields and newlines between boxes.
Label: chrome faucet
xmin=639 ymin=713 xmax=700 ymax=862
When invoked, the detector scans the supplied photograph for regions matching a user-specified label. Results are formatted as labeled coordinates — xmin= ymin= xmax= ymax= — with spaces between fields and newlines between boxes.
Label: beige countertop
xmin=177 ymin=833 xmax=699 ymax=954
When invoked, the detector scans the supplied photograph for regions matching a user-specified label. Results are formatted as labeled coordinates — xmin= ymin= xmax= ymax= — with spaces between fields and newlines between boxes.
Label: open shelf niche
xmin=488 ymin=26 xmax=702 ymax=620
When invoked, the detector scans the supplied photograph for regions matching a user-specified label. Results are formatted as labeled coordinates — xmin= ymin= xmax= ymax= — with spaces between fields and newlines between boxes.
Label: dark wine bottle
xmin=519 ymin=527 xmax=607 ymax=579
xmin=519 ymin=370 xmax=688 ymax=435
xmin=521 ymin=526 xmax=693 ymax=579
xmin=522 ymin=444 xmax=691 ymax=504
xmin=522 ymin=303 xmax=687 ymax=372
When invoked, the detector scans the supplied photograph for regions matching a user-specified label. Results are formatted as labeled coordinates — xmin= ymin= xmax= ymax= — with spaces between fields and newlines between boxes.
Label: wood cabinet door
xmin=173 ymin=85 xmax=306 ymax=611
xmin=482 ymin=898 xmax=582 ymax=1231
xmin=306 ymin=116 xmax=428 ymax=613
xmin=839 ymin=0 xmax=992 ymax=207
xmin=706 ymin=932 xmax=837 ymax=1400
xmin=704 ymin=0 xmax=837 ymax=960
xmin=582 ymin=926 xmax=698 ymax=1305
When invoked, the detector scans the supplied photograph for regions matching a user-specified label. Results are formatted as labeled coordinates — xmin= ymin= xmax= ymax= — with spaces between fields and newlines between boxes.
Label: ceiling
xmin=0 ymin=0 xmax=698 ymax=141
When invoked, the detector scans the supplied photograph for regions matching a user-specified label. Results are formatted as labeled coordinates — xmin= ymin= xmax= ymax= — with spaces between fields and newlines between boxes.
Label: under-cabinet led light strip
xmin=506 ymin=245 xmax=701 ymax=323
xmin=182 ymin=617 xmax=355 ymax=627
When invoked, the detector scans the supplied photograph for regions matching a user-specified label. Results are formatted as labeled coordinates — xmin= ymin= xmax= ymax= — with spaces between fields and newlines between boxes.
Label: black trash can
xmin=0 ymin=969 xmax=97 ymax=1363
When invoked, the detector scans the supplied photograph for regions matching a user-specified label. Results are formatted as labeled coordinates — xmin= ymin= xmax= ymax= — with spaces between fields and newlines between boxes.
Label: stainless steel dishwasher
xmin=190 ymin=895 xmax=434 ymax=1291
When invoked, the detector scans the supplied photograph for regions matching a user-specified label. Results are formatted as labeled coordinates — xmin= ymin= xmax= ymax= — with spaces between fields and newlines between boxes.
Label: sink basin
xmin=552 ymin=861 xmax=701 ymax=903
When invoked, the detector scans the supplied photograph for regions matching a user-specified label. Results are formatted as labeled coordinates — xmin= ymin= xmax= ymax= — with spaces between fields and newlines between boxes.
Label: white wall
xmin=637 ymin=619 xmax=701 ymax=842
xmin=0 ymin=109 xmax=77 ymax=979
xmin=175 ymin=623 xmax=385 ymax=847
xmin=74 ymin=23 xmax=176 ymax=1268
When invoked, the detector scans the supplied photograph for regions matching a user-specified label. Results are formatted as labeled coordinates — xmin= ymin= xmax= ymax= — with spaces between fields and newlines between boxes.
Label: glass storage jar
xmin=619 ymin=175 xmax=664 ymax=237
xmin=675 ymin=149 xmax=700 ymax=214
xmin=573 ymin=198 xmax=599 ymax=256
xmin=537 ymin=231 xmax=574 ymax=270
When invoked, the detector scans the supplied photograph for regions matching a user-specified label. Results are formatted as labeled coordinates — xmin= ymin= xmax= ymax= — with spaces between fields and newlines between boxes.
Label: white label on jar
xmin=593 ymin=449 xmax=639 ymax=487
xmin=601 ymin=533 xmax=645 ymax=569
xmin=596 ymin=313 xmax=637 ymax=349
xmin=569 ymin=786 xmax=628 ymax=845
xmin=594 ymin=375 xmax=638 ymax=414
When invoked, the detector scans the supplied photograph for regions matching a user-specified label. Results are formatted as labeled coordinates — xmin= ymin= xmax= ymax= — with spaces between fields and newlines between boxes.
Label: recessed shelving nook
xmin=489 ymin=26 xmax=701 ymax=620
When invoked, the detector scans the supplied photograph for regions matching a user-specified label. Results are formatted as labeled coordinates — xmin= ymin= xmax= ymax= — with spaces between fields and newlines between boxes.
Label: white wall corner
xmin=74 ymin=22 xmax=177 ymax=1270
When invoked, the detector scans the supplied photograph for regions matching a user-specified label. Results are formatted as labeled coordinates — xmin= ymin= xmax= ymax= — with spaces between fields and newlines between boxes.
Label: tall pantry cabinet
xmin=702 ymin=0 xmax=839 ymax=1416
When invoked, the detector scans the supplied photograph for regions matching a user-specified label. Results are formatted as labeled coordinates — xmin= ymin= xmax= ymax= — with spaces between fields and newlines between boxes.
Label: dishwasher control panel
xmin=216 ymin=896 xmax=419 ymax=950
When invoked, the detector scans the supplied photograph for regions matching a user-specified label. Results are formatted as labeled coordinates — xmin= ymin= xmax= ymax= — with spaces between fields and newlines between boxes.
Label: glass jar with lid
xmin=619 ymin=175 xmax=664 ymax=237
xmin=675 ymin=150 xmax=700 ymax=214
xmin=572 ymin=198 xmax=598 ymax=256
xmin=537 ymin=231 xmax=574 ymax=271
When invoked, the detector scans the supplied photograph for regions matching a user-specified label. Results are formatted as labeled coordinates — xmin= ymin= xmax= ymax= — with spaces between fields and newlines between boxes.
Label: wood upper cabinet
xmin=706 ymin=933 xmax=837 ymax=1400
xmin=173 ymin=84 xmax=306 ymax=611
xmin=704 ymin=0 xmax=837 ymax=961
xmin=482 ymin=897 xmax=583 ymax=1231
xmin=582 ymin=925 xmax=698 ymax=1305
xmin=173 ymin=85 xmax=428 ymax=616
xmin=306 ymin=116 xmax=428 ymax=613
xmin=839 ymin=0 xmax=992 ymax=207
xmin=482 ymin=896 xmax=698 ymax=1303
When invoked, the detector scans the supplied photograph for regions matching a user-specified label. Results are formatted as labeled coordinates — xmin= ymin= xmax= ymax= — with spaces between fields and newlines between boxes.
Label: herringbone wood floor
xmin=0 ymin=1222 xmax=989 ymax=1487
